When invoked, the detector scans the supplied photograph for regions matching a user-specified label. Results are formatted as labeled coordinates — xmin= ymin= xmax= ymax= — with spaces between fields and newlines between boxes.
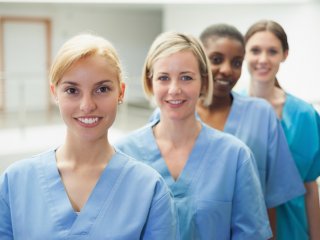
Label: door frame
xmin=0 ymin=16 xmax=52 ymax=112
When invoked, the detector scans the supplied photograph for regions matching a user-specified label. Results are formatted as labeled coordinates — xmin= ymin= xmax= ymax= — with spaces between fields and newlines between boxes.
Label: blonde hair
xmin=49 ymin=33 xmax=123 ymax=87
xmin=142 ymin=31 xmax=213 ymax=106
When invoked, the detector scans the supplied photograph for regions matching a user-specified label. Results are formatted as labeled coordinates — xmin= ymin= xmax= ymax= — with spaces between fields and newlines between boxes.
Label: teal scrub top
xmin=0 ymin=149 xmax=176 ymax=239
xmin=115 ymin=121 xmax=272 ymax=240
xmin=276 ymin=93 xmax=320 ymax=240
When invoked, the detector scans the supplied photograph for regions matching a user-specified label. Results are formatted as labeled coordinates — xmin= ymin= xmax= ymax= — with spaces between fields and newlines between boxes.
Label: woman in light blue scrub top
xmin=245 ymin=19 xmax=320 ymax=240
xmin=0 ymin=34 xmax=176 ymax=239
xmin=115 ymin=31 xmax=272 ymax=239
xmin=195 ymin=23 xmax=305 ymax=237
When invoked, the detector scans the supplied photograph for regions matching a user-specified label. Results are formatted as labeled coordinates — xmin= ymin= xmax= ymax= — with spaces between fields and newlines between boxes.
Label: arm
xmin=305 ymin=181 xmax=320 ymax=240
xmin=267 ymin=208 xmax=276 ymax=240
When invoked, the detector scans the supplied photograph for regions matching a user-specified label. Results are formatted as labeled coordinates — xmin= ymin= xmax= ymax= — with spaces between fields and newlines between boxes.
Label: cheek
xmin=211 ymin=65 xmax=220 ymax=77
xmin=233 ymin=69 xmax=241 ymax=81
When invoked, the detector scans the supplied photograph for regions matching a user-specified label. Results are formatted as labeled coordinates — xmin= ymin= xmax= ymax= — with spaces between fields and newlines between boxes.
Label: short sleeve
xmin=142 ymin=178 xmax=177 ymax=239
xmin=0 ymin=174 xmax=14 ymax=239
xmin=264 ymin=117 xmax=305 ymax=208
xmin=304 ymin=111 xmax=320 ymax=181
xmin=231 ymin=150 xmax=272 ymax=239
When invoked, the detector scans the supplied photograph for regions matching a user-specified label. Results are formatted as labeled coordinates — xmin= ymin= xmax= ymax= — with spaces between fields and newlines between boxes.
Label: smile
xmin=215 ymin=79 xmax=230 ymax=86
xmin=167 ymin=100 xmax=183 ymax=105
xmin=77 ymin=117 xmax=99 ymax=124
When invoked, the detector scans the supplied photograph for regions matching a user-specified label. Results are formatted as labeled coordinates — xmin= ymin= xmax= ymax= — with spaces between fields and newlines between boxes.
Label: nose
xmin=80 ymin=93 xmax=97 ymax=113
xmin=258 ymin=51 xmax=268 ymax=63
xmin=219 ymin=62 xmax=232 ymax=77
xmin=168 ymin=80 xmax=181 ymax=95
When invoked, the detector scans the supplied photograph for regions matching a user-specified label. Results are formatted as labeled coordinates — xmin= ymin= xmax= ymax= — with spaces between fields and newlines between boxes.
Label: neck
xmin=57 ymin=134 xmax=114 ymax=168
xmin=154 ymin=114 xmax=201 ymax=147
xmin=208 ymin=94 xmax=233 ymax=111
xmin=249 ymin=79 xmax=276 ymax=102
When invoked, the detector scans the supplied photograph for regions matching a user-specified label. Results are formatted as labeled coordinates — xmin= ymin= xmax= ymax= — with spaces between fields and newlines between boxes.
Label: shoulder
xmin=202 ymin=124 xmax=254 ymax=165
xmin=1 ymin=149 xmax=54 ymax=178
xmin=283 ymin=93 xmax=318 ymax=124
xmin=115 ymin=123 xmax=151 ymax=145
xmin=115 ymin=150 xmax=163 ymax=181
xmin=232 ymin=91 xmax=274 ymax=113
xmin=0 ymin=149 xmax=55 ymax=198
xmin=286 ymin=93 xmax=316 ymax=114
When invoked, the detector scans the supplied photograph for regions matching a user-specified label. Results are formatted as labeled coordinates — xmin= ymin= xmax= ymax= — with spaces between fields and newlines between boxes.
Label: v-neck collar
xmin=143 ymin=121 xmax=209 ymax=197
xmin=37 ymin=149 xmax=128 ymax=236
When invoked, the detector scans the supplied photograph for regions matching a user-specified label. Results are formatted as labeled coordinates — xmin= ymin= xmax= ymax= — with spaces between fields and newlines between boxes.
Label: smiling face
xmin=151 ymin=50 xmax=202 ymax=121
xmin=51 ymin=55 xmax=124 ymax=142
xmin=245 ymin=31 xmax=288 ymax=84
xmin=205 ymin=36 xmax=244 ymax=98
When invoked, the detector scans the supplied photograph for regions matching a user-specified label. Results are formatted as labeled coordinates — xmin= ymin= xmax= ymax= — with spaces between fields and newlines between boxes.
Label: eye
xmin=232 ymin=59 xmax=243 ymax=69
xmin=181 ymin=75 xmax=192 ymax=81
xmin=158 ymin=75 xmax=169 ymax=81
xmin=268 ymin=48 xmax=278 ymax=55
xmin=65 ymin=87 xmax=78 ymax=95
xmin=250 ymin=47 xmax=260 ymax=55
xmin=96 ymin=85 xmax=110 ymax=94
xmin=209 ymin=55 xmax=223 ymax=65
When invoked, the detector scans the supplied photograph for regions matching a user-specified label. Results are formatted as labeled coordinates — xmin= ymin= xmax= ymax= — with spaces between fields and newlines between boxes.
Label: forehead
xmin=205 ymin=37 xmax=244 ymax=56
xmin=247 ymin=31 xmax=282 ymax=48
xmin=60 ymin=55 xmax=119 ymax=83
xmin=153 ymin=50 xmax=200 ymax=72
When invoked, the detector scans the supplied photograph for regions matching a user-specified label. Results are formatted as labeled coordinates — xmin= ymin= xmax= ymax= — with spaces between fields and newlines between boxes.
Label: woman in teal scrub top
xmin=245 ymin=19 xmax=320 ymax=240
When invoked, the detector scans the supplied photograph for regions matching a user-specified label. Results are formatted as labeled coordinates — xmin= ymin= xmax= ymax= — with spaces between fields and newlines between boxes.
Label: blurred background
xmin=1 ymin=0 xmax=320 ymax=173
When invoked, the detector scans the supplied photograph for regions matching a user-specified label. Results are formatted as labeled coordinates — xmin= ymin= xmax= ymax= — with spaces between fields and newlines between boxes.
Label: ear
xmin=282 ymin=50 xmax=289 ymax=62
xmin=50 ymin=84 xmax=58 ymax=103
xmin=119 ymin=82 xmax=126 ymax=101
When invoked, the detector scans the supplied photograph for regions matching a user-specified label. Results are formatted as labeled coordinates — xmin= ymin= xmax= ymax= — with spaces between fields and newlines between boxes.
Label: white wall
xmin=0 ymin=3 xmax=162 ymax=109
xmin=163 ymin=2 xmax=320 ymax=103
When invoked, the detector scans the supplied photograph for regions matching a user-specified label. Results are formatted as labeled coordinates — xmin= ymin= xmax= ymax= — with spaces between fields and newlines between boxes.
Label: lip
xmin=76 ymin=116 xmax=101 ymax=128
xmin=215 ymin=79 xmax=230 ymax=86
xmin=165 ymin=99 xmax=185 ymax=108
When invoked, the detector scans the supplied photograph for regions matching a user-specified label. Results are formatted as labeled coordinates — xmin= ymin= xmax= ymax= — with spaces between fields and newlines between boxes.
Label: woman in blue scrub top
xmin=0 ymin=34 xmax=176 ymax=239
xmin=195 ymin=23 xmax=305 ymax=238
xmin=115 ymin=31 xmax=272 ymax=239
xmin=245 ymin=19 xmax=320 ymax=240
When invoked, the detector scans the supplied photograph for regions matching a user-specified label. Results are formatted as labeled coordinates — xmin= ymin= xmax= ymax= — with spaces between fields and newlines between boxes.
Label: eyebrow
xmin=180 ymin=71 xmax=197 ymax=75
xmin=60 ymin=80 xmax=114 ymax=86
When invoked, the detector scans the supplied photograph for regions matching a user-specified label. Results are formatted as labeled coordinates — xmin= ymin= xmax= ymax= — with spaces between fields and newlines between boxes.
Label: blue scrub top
xmin=150 ymin=92 xmax=305 ymax=208
xmin=225 ymin=92 xmax=305 ymax=207
xmin=276 ymin=93 xmax=320 ymax=240
xmin=115 ymin=121 xmax=272 ymax=240
xmin=0 ymin=149 xmax=176 ymax=239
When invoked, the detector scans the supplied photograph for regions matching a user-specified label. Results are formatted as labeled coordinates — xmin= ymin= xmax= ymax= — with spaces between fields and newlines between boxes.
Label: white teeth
xmin=169 ymin=100 xmax=183 ymax=104
xmin=216 ymin=80 xmax=229 ymax=86
xmin=78 ymin=117 xmax=98 ymax=124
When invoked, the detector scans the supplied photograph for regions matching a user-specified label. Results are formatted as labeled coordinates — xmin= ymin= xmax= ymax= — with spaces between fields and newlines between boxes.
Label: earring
xmin=118 ymin=99 xmax=123 ymax=105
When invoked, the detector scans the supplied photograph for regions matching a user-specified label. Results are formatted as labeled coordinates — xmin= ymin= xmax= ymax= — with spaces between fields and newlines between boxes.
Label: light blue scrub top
xmin=0 ymin=149 xmax=176 ymax=240
xmin=149 ymin=92 xmax=305 ymax=209
xmin=115 ymin=121 xmax=272 ymax=240
xmin=225 ymin=92 xmax=305 ymax=207
xmin=276 ymin=93 xmax=320 ymax=240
